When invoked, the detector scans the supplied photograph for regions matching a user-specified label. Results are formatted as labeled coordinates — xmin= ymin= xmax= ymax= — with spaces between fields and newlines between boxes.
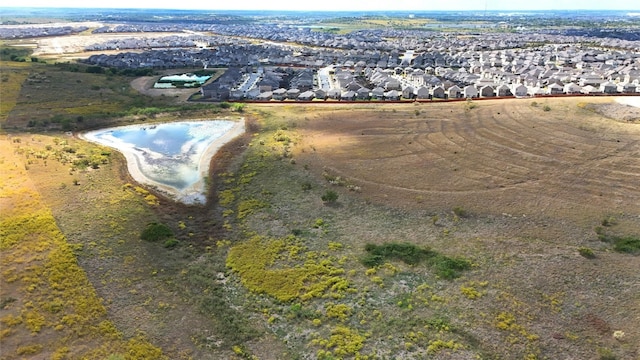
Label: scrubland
xmin=1 ymin=60 xmax=639 ymax=359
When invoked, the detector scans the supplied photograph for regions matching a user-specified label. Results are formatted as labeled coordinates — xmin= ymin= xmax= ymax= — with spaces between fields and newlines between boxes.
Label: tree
xmin=321 ymin=190 xmax=338 ymax=203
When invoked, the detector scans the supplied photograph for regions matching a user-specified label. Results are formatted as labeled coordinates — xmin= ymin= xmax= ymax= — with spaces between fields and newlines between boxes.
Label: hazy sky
xmin=9 ymin=0 xmax=639 ymax=11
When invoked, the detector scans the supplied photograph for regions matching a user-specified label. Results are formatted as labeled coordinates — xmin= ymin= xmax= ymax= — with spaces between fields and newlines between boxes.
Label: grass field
xmin=0 ymin=135 xmax=166 ymax=359
xmin=1 ymin=61 xmax=217 ymax=131
xmin=1 ymin=57 xmax=639 ymax=359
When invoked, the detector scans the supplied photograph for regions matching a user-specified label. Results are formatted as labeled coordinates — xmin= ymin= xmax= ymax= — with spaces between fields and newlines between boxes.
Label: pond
xmin=82 ymin=119 xmax=245 ymax=204
xmin=153 ymin=73 xmax=212 ymax=88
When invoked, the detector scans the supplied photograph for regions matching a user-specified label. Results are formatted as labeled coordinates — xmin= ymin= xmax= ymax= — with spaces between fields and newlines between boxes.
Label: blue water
xmin=110 ymin=123 xmax=192 ymax=156
xmin=86 ymin=120 xmax=235 ymax=191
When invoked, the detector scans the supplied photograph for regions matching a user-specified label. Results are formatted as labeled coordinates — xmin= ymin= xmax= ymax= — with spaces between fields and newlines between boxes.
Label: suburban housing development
xmin=73 ymin=24 xmax=640 ymax=101
xmin=4 ymin=16 xmax=638 ymax=102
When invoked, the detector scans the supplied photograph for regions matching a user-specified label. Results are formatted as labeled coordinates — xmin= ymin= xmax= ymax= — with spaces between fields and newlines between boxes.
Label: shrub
xmin=163 ymin=238 xmax=179 ymax=249
xmin=542 ymin=105 xmax=551 ymax=112
xmin=452 ymin=206 xmax=468 ymax=218
xmin=429 ymin=256 xmax=472 ymax=280
xmin=140 ymin=222 xmax=173 ymax=242
xmin=601 ymin=216 xmax=617 ymax=227
xmin=363 ymin=242 xmax=430 ymax=266
xmin=321 ymin=190 xmax=338 ymax=203
xmin=233 ymin=103 xmax=245 ymax=113
xmin=578 ymin=247 xmax=596 ymax=259
xmin=597 ymin=347 xmax=617 ymax=360
xmin=360 ymin=242 xmax=471 ymax=279
xmin=612 ymin=237 xmax=640 ymax=254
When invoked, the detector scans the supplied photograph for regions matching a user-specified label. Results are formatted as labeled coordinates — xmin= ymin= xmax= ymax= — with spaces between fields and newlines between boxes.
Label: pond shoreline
xmin=80 ymin=118 xmax=245 ymax=204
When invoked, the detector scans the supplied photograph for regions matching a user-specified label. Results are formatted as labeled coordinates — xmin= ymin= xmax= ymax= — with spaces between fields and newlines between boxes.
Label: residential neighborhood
xmin=72 ymin=22 xmax=640 ymax=102
xmin=4 ymin=14 xmax=640 ymax=102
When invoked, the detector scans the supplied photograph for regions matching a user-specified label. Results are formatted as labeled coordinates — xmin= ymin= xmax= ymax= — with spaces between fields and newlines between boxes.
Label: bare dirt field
xmin=291 ymin=98 xmax=640 ymax=226
xmin=27 ymin=29 xmax=196 ymax=60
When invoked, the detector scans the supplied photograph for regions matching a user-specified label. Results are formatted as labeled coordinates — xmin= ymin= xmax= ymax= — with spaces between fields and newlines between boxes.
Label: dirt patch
xmin=586 ymin=101 xmax=640 ymax=123
xmin=291 ymin=98 xmax=640 ymax=225
xmin=129 ymin=75 xmax=199 ymax=103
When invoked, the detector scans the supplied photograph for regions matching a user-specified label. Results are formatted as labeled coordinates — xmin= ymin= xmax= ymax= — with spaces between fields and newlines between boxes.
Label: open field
xmin=0 ymin=61 xmax=220 ymax=131
xmin=3 ymin=27 xmax=197 ymax=61
xmin=220 ymin=99 xmax=640 ymax=359
xmin=288 ymin=98 xmax=640 ymax=223
xmin=1 ymin=56 xmax=639 ymax=359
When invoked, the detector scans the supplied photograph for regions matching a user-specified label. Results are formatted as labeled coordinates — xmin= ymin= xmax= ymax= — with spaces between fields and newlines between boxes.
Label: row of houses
xmin=202 ymin=59 xmax=640 ymax=102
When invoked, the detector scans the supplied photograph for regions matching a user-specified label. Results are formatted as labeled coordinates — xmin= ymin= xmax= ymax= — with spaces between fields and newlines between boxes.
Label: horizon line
xmin=1 ymin=6 xmax=639 ymax=12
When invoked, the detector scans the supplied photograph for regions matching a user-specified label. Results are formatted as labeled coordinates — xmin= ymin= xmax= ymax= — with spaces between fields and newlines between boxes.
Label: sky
xmin=6 ymin=0 xmax=639 ymax=11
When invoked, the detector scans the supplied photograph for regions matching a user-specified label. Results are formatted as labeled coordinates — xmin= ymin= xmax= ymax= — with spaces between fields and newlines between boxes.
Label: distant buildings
xmin=69 ymin=22 xmax=640 ymax=101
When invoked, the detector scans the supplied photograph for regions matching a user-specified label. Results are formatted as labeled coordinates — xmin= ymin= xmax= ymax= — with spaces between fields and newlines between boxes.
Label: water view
xmin=82 ymin=120 xmax=245 ymax=204
xmin=153 ymin=73 xmax=212 ymax=88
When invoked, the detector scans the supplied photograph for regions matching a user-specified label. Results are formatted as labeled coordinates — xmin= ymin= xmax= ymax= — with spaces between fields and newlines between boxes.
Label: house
xmin=327 ymin=88 xmax=342 ymax=100
xmin=297 ymin=91 xmax=315 ymax=101
xmin=416 ymin=86 xmax=430 ymax=99
xmin=314 ymin=89 xmax=327 ymax=100
xmin=384 ymin=90 xmax=400 ymax=100
xmin=579 ymin=73 xmax=604 ymax=87
xmin=496 ymin=84 xmax=512 ymax=97
xmin=581 ymin=85 xmax=602 ymax=94
xmin=229 ymin=89 xmax=244 ymax=100
xmin=371 ymin=87 xmax=386 ymax=100
xmin=619 ymin=83 xmax=637 ymax=93
xmin=431 ymin=86 xmax=446 ymax=99
xmin=245 ymin=87 xmax=260 ymax=99
xmin=600 ymin=81 xmax=618 ymax=94
xmin=356 ymin=87 xmax=371 ymax=100
xmin=272 ymin=88 xmax=287 ymax=100
xmin=563 ymin=83 xmax=582 ymax=94
xmin=527 ymin=86 xmax=545 ymax=96
xmin=256 ymin=91 xmax=273 ymax=101
xmin=286 ymin=88 xmax=301 ymax=99
xmin=479 ymin=85 xmax=495 ymax=98
xmin=447 ymin=85 xmax=462 ymax=99
xmin=385 ymin=78 xmax=401 ymax=90
xmin=402 ymin=86 xmax=415 ymax=99
xmin=463 ymin=85 xmax=478 ymax=98
xmin=511 ymin=84 xmax=528 ymax=97
xmin=342 ymin=90 xmax=356 ymax=101
xmin=346 ymin=81 xmax=361 ymax=91
xmin=547 ymin=83 xmax=564 ymax=95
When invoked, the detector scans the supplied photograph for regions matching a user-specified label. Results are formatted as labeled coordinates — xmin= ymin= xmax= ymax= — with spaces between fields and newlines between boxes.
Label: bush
xmin=163 ymin=238 xmax=179 ymax=249
xmin=321 ymin=190 xmax=338 ymax=203
xmin=452 ymin=206 xmax=468 ymax=218
xmin=578 ymin=247 xmax=596 ymax=259
xmin=542 ymin=105 xmax=551 ymax=112
xmin=233 ymin=103 xmax=245 ymax=113
xmin=612 ymin=237 xmax=640 ymax=254
xmin=361 ymin=242 xmax=471 ymax=279
xmin=601 ymin=216 xmax=617 ymax=227
xmin=140 ymin=222 xmax=173 ymax=242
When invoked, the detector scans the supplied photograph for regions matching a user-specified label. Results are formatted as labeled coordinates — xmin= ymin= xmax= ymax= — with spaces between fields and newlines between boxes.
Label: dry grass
xmin=2 ymin=60 xmax=639 ymax=360
xmin=0 ymin=61 xmax=31 ymax=126
xmin=216 ymin=100 xmax=639 ymax=359
xmin=0 ymin=135 xmax=166 ymax=359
